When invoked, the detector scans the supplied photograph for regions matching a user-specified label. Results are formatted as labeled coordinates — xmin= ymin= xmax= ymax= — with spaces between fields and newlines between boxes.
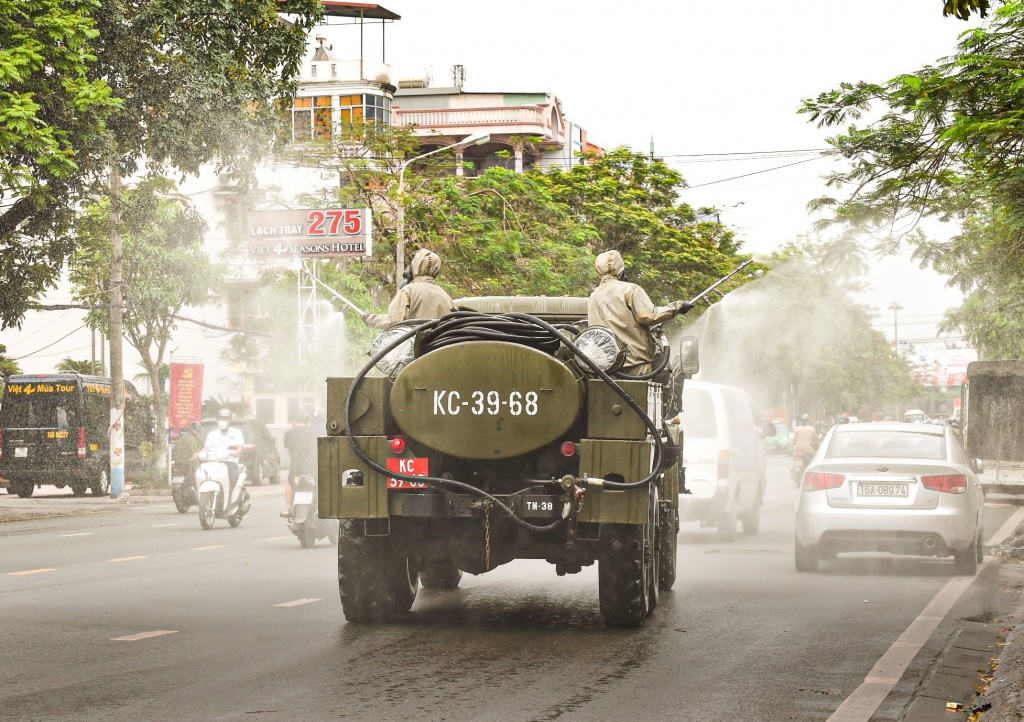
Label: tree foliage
xmin=56 ymin=358 xmax=104 ymax=375
xmin=800 ymin=2 xmax=1024 ymax=358
xmin=943 ymin=0 xmax=993 ymax=19
xmin=250 ymin=129 xmax=755 ymax=379
xmin=69 ymin=177 xmax=217 ymax=454
xmin=0 ymin=0 xmax=119 ymax=327
xmin=0 ymin=0 xmax=323 ymax=330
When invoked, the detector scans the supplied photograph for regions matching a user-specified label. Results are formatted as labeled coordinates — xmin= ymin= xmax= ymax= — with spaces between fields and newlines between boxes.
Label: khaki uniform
xmin=792 ymin=424 xmax=819 ymax=454
xmin=587 ymin=251 xmax=680 ymax=375
xmin=364 ymin=250 xmax=455 ymax=329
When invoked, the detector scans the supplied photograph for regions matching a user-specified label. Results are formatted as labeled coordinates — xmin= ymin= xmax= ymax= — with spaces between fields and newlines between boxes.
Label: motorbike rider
xmin=587 ymin=249 xmax=694 ymax=375
xmin=196 ymin=408 xmax=245 ymax=487
xmin=172 ymin=421 xmax=202 ymax=487
xmin=793 ymin=414 xmax=819 ymax=464
xmin=281 ymin=413 xmax=319 ymax=518
xmin=362 ymin=248 xmax=456 ymax=329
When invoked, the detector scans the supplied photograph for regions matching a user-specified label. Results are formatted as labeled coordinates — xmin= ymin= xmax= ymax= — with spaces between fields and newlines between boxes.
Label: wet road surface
xmin=0 ymin=457 xmax=1019 ymax=721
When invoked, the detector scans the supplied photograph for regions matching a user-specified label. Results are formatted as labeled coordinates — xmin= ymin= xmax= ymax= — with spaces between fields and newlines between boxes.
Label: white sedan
xmin=794 ymin=422 xmax=985 ymax=574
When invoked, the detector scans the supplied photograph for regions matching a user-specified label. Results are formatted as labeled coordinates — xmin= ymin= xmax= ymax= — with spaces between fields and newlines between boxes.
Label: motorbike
xmin=791 ymin=449 xmax=811 ymax=485
xmin=171 ymin=461 xmax=198 ymax=514
xmin=286 ymin=473 xmax=338 ymax=548
xmin=195 ymin=447 xmax=251 ymax=530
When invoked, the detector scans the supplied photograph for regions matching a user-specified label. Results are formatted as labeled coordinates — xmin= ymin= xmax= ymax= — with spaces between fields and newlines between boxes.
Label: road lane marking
xmin=7 ymin=568 xmax=56 ymax=576
xmin=154 ymin=523 xmax=179 ymax=528
xmin=274 ymin=598 xmax=321 ymax=608
xmin=263 ymin=536 xmax=291 ymax=541
xmin=107 ymin=556 xmax=148 ymax=563
xmin=828 ymin=505 xmax=1024 ymax=722
xmin=60 ymin=532 xmax=94 ymax=537
xmin=111 ymin=630 xmax=178 ymax=641
xmin=191 ymin=545 xmax=225 ymax=551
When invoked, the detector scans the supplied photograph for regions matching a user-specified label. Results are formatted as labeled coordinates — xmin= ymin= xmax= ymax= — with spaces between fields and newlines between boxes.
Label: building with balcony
xmin=392 ymin=76 xmax=601 ymax=175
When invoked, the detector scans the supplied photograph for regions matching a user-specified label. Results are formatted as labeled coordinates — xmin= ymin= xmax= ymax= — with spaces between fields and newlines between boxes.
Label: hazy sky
xmin=3 ymin=1 xmax=981 ymax=377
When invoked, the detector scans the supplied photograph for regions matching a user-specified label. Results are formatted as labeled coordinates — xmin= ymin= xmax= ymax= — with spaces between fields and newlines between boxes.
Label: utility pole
xmin=109 ymin=166 xmax=126 ymax=498
xmin=888 ymin=302 xmax=903 ymax=349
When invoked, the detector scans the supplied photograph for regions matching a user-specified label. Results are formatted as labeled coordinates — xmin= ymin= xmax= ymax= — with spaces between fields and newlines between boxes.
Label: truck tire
xmin=658 ymin=506 xmax=678 ymax=592
xmin=337 ymin=519 xmax=419 ymax=623
xmin=598 ymin=523 xmax=652 ymax=628
xmin=420 ymin=560 xmax=463 ymax=590
xmin=71 ymin=481 xmax=88 ymax=497
xmin=15 ymin=481 xmax=34 ymax=498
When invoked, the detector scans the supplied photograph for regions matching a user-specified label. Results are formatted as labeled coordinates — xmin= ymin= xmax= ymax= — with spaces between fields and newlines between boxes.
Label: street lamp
xmin=395 ymin=131 xmax=490 ymax=282
xmin=888 ymin=301 xmax=903 ymax=348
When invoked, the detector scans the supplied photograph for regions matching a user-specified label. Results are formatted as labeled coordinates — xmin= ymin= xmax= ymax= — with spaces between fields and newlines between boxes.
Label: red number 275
xmin=307 ymin=209 xmax=362 ymax=236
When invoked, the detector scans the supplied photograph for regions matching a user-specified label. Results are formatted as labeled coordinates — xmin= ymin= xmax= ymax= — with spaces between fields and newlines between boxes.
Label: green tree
xmin=943 ymin=0 xmax=993 ymax=19
xmin=0 ymin=343 xmax=22 ymax=398
xmin=0 ymin=0 xmax=323 ymax=330
xmin=546 ymin=147 xmax=750 ymax=303
xmin=800 ymin=2 xmax=1024 ymax=358
xmin=0 ymin=0 xmax=119 ymax=328
xmin=69 ymin=177 xmax=218 ymax=458
xmin=56 ymin=358 xmax=104 ymax=375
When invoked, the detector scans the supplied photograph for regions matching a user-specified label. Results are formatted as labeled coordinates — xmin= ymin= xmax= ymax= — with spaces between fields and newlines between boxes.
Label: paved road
xmin=0 ymin=457 xmax=1019 ymax=721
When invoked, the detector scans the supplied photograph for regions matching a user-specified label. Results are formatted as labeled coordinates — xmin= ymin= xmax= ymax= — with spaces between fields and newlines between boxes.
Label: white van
xmin=678 ymin=380 xmax=770 ymax=541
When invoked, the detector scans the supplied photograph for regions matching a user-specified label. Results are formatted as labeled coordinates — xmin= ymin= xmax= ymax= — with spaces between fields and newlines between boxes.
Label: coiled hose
xmin=344 ymin=311 xmax=667 ymax=532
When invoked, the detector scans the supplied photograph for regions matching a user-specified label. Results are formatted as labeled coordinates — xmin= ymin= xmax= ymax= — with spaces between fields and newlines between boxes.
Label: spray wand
xmin=688 ymin=259 xmax=756 ymax=307
xmin=308 ymin=274 xmax=366 ymax=316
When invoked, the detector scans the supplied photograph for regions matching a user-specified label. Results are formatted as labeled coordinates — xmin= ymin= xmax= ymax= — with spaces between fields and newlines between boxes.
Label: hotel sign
xmin=247 ymin=208 xmax=372 ymax=258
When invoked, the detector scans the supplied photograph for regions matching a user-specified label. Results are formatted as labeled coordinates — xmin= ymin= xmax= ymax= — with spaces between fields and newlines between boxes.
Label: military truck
xmin=962 ymin=360 xmax=1024 ymax=493
xmin=318 ymin=296 xmax=699 ymax=628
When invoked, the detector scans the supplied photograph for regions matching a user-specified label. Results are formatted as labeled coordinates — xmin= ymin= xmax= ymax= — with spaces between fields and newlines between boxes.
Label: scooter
xmin=195 ymin=447 xmax=251 ymax=530
xmin=286 ymin=473 xmax=338 ymax=548
xmin=171 ymin=461 xmax=198 ymax=514
xmin=791 ymin=449 xmax=810 ymax=485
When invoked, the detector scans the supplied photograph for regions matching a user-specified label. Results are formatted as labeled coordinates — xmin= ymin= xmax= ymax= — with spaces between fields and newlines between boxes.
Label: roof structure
xmin=320 ymin=2 xmax=400 ymax=20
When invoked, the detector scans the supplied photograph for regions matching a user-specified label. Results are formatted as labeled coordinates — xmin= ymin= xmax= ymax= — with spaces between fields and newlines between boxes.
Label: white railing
xmin=394 ymin=106 xmax=552 ymax=132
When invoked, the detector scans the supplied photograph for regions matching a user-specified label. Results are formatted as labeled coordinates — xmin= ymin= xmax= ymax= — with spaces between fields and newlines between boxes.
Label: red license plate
xmin=386 ymin=457 xmax=429 ymax=489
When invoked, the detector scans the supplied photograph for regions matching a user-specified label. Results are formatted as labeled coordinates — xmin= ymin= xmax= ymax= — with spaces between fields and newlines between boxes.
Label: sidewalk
xmin=0 ymin=482 xmax=283 ymax=523
xmin=904 ymin=533 xmax=1024 ymax=721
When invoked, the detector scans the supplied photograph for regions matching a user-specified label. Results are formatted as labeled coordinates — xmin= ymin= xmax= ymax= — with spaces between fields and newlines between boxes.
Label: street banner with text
xmin=168 ymin=363 xmax=204 ymax=441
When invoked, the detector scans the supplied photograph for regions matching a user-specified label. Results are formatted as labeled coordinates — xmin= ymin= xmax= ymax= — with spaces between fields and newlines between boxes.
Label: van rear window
xmin=1 ymin=389 xmax=79 ymax=429
xmin=680 ymin=388 xmax=717 ymax=439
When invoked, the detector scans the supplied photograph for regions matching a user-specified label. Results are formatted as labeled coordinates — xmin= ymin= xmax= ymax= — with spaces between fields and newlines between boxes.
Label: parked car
xmin=199 ymin=416 xmax=280 ymax=486
xmin=794 ymin=422 xmax=985 ymax=573
xmin=678 ymin=380 xmax=771 ymax=541
xmin=0 ymin=374 xmax=154 ymax=497
xmin=764 ymin=419 xmax=792 ymax=453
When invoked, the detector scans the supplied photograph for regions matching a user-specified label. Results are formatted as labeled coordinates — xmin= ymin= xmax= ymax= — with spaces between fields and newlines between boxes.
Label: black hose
xmin=344 ymin=310 xmax=666 ymax=535
xmin=615 ymin=345 xmax=671 ymax=381
xmin=344 ymin=320 xmax=564 ymax=533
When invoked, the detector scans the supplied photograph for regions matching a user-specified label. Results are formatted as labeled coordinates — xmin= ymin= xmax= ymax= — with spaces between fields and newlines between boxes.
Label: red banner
xmin=168 ymin=363 xmax=204 ymax=441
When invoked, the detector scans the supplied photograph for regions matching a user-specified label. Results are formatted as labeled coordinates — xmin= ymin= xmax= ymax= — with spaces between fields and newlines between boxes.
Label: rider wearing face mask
xmin=196 ymin=409 xmax=245 ymax=485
